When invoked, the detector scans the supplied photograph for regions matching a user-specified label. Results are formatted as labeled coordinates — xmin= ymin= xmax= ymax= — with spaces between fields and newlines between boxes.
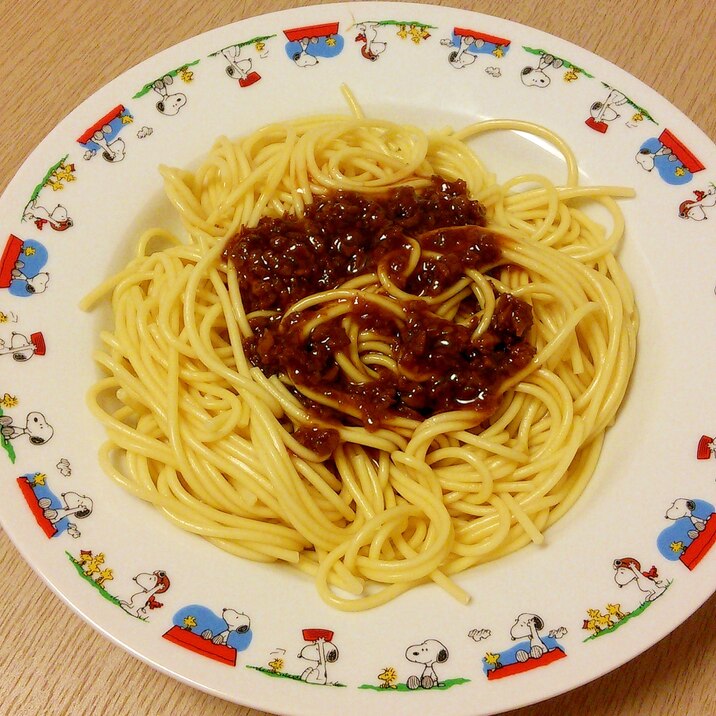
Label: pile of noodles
xmin=82 ymin=92 xmax=637 ymax=610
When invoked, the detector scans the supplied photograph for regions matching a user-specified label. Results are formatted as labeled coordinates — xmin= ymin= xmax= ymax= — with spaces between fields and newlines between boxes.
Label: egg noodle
xmin=81 ymin=89 xmax=637 ymax=611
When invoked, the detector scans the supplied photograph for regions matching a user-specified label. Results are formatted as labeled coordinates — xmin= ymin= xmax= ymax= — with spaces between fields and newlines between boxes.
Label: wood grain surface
xmin=1 ymin=1 xmax=714 ymax=715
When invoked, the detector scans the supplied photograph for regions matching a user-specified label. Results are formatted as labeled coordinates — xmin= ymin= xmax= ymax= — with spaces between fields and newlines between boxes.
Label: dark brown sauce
xmin=225 ymin=177 xmax=487 ymax=313
xmin=292 ymin=425 xmax=341 ymax=458
xmin=224 ymin=177 xmax=535 ymax=436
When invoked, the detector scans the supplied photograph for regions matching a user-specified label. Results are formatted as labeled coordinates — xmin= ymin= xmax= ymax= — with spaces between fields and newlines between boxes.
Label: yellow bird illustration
xmin=55 ymin=163 xmax=76 ymax=182
xmin=377 ymin=666 xmax=398 ymax=688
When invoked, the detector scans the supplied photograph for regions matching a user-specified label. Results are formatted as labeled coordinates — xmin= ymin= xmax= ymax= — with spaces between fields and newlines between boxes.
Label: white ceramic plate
xmin=1 ymin=3 xmax=715 ymax=715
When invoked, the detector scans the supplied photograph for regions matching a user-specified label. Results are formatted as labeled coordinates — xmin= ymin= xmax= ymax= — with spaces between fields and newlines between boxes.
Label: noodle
xmin=82 ymin=91 xmax=637 ymax=611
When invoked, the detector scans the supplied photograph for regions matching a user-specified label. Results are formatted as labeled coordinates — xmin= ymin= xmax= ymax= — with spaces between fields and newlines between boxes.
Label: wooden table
xmin=1 ymin=1 xmax=714 ymax=714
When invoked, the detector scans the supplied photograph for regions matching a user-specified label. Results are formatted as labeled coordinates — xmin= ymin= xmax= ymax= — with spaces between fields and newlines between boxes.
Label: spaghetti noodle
xmin=82 ymin=94 xmax=637 ymax=611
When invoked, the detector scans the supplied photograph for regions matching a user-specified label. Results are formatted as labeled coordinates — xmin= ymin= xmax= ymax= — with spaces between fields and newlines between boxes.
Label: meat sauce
xmin=224 ymin=177 xmax=535 ymax=440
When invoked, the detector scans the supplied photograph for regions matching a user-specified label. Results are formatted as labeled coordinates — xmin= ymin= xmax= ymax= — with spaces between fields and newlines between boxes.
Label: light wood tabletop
xmin=1 ymin=1 xmax=714 ymax=714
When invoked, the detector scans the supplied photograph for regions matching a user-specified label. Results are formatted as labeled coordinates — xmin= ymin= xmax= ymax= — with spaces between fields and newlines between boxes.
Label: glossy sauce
xmin=225 ymin=178 xmax=535 ymax=435
xmin=225 ymin=177 xmax=487 ymax=313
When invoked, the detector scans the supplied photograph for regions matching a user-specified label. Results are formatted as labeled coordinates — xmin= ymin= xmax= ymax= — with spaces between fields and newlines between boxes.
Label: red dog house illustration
xmin=77 ymin=105 xmax=128 ymax=146
xmin=162 ymin=626 xmax=238 ymax=666
xmin=585 ymin=116 xmax=608 ymax=134
xmin=0 ymin=234 xmax=23 ymax=288
xmin=303 ymin=628 xmax=334 ymax=641
xmin=29 ymin=332 xmax=46 ymax=356
xmin=16 ymin=477 xmax=57 ymax=538
xmin=284 ymin=22 xmax=339 ymax=42
xmin=658 ymin=129 xmax=705 ymax=175
xmin=697 ymin=435 xmax=714 ymax=460
xmin=680 ymin=514 xmax=716 ymax=570
xmin=486 ymin=647 xmax=566 ymax=680
xmin=453 ymin=27 xmax=511 ymax=47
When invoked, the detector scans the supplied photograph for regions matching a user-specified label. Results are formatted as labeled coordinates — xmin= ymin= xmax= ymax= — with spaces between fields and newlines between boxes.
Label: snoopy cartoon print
xmin=16 ymin=473 xmax=91 ymax=539
xmin=679 ymin=183 xmax=716 ymax=221
xmin=77 ymin=105 xmax=134 ymax=163
xmin=582 ymin=556 xmax=671 ymax=642
xmin=221 ymin=45 xmax=261 ymax=86
xmin=520 ymin=48 xmax=572 ymax=88
xmin=613 ymin=557 xmax=669 ymax=603
xmin=635 ymin=129 xmax=705 ymax=185
xmin=482 ymin=613 xmax=567 ymax=679
xmin=132 ymin=63 xmax=199 ymax=116
xmin=150 ymin=75 xmax=187 ymax=116
xmin=581 ymin=556 xmax=671 ymax=642
xmin=247 ymin=628 xmax=341 ymax=685
xmin=119 ymin=570 xmax=171 ymax=619
xmin=0 ymin=330 xmax=45 ymax=363
xmin=359 ymin=638 xmax=469 ymax=691
xmin=353 ymin=22 xmax=388 ymax=61
xmin=404 ymin=638 xmax=450 ymax=690
xmin=39 ymin=492 xmax=91 ymax=531
xmin=283 ymin=23 xmax=344 ymax=67
xmin=201 ymin=608 xmax=251 ymax=646
xmin=353 ymin=20 xmax=433 ymax=62
xmin=658 ymin=498 xmax=716 ymax=569
xmin=210 ymin=36 xmax=275 ymax=88
xmin=163 ymin=604 xmax=252 ymax=666
xmin=440 ymin=28 xmax=510 ymax=70
xmin=584 ymin=85 xmax=657 ymax=134
xmin=585 ymin=87 xmax=629 ymax=133
xmin=23 ymin=200 xmax=73 ymax=232
xmin=21 ymin=156 xmax=76 ymax=231
xmin=520 ymin=46 xmax=594 ymax=88
xmin=0 ymin=410 xmax=54 ymax=452
xmin=0 ymin=235 xmax=50 ymax=297
xmin=296 ymin=629 xmax=340 ymax=685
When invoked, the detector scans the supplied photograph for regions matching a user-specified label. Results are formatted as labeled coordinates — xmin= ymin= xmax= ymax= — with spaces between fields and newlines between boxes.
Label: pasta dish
xmin=82 ymin=91 xmax=637 ymax=611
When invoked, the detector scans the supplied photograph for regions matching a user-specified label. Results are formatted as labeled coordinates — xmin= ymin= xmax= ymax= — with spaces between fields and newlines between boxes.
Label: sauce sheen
xmin=225 ymin=178 xmax=535 ymax=434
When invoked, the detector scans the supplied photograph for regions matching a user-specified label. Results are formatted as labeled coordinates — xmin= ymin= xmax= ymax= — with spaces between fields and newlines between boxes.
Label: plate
xmin=1 ymin=3 xmax=715 ymax=715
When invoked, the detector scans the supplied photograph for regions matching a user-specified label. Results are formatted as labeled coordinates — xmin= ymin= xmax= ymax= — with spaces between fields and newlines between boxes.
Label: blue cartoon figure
xmin=658 ymin=498 xmax=716 ymax=570
xmin=284 ymin=23 xmax=344 ymax=67
xmin=78 ymin=105 xmax=134 ymax=163
xmin=0 ymin=235 xmax=49 ymax=297
xmin=441 ymin=28 xmax=510 ymax=69
xmin=483 ymin=613 xmax=566 ymax=680
xmin=163 ymin=605 xmax=252 ymax=666
xmin=636 ymin=129 xmax=705 ymax=185
xmin=17 ymin=473 xmax=92 ymax=539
